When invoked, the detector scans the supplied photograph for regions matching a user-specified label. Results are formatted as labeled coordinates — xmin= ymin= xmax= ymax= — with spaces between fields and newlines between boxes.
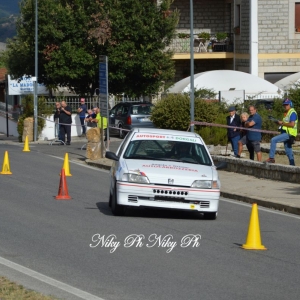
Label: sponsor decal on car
xmin=142 ymin=163 xmax=198 ymax=172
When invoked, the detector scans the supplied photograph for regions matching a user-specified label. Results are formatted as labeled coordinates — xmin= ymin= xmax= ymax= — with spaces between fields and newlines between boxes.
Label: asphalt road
xmin=0 ymin=142 xmax=300 ymax=300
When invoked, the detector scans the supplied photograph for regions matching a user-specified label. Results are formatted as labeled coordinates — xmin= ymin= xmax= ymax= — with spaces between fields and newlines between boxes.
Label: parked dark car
xmin=109 ymin=102 xmax=154 ymax=138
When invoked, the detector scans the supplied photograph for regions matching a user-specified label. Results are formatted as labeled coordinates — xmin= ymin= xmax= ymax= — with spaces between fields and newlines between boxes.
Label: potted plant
xmin=197 ymin=31 xmax=210 ymax=41
xmin=178 ymin=33 xmax=190 ymax=39
xmin=216 ymin=32 xmax=228 ymax=42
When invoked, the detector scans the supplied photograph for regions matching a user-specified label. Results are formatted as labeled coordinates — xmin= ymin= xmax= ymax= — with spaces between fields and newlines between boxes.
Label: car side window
xmin=132 ymin=105 xmax=139 ymax=115
xmin=110 ymin=105 xmax=119 ymax=116
xmin=116 ymin=130 xmax=133 ymax=156
xmin=116 ymin=105 xmax=123 ymax=116
xmin=122 ymin=106 xmax=129 ymax=116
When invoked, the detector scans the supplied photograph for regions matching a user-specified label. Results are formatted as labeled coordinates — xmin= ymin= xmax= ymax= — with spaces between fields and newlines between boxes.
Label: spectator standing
xmin=77 ymin=98 xmax=87 ymax=136
xmin=237 ymin=112 xmax=249 ymax=158
xmin=226 ymin=106 xmax=241 ymax=157
xmin=59 ymin=101 xmax=72 ymax=145
xmin=245 ymin=105 xmax=262 ymax=161
xmin=264 ymin=99 xmax=298 ymax=165
xmin=85 ymin=108 xmax=97 ymax=127
xmin=54 ymin=102 xmax=62 ymax=140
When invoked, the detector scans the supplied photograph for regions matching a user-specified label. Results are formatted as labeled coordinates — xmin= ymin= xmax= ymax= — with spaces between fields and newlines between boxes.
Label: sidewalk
xmin=1 ymin=133 xmax=300 ymax=215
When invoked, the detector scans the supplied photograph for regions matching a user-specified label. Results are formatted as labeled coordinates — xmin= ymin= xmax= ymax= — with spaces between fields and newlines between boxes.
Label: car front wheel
xmin=111 ymin=182 xmax=125 ymax=216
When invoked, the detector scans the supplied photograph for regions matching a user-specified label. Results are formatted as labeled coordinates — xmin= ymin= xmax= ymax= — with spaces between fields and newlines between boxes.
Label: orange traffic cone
xmin=55 ymin=168 xmax=71 ymax=200
xmin=60 ymin=153 xmax=72 ymax=176
xmin=23 ymin=135 xmax=30 ymax=152
xmin=0 ymin=151 xmax=12 ymax=175
xmin=242 ymin=203 xmax=267 ymax=250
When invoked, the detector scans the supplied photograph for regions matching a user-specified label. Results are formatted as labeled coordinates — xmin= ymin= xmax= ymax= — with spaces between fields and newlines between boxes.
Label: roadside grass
xmin=0 ymin=276 xmax=58 ymax=300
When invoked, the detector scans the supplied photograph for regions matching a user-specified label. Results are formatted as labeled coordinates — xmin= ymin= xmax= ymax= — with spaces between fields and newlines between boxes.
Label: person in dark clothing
xmin=59 ymin=101 xmax=72 ymax=145
xmin=226 ymin=106 xmax=241 ymax=157
xmin=245 ymin=105 xmax=262 ymax=162
xmin=77 ymin=98 xmax=87 ymax=136
xmin=53 ymin=102 xmax=62 ymax=140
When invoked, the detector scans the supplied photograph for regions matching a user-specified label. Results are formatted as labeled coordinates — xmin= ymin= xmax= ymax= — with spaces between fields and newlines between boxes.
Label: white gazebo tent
xmin=168 ymin=70 xmax=283 ymax=102
xmin=274 ymin=72 xmax=300 ymax=90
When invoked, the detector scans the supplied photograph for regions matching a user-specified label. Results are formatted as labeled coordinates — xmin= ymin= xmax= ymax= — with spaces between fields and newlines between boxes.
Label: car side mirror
xmin=105 ymin=151 xmax=119 ymax=161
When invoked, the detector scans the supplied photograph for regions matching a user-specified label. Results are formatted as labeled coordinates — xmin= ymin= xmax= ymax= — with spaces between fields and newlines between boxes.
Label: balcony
xmin=167 ymin=32 xmax=234 ymax=60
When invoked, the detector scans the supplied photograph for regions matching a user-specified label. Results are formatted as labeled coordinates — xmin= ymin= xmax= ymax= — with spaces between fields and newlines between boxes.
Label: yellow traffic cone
xmin=242 ymin=203 xmax=267 ymax=250
xmin=23 ymin=135 xmax=30 ymax=152
xmin=0 ymin=151 xmax=12 ymax=175
xmin=61 ymin=153 xmax=72 ymax=176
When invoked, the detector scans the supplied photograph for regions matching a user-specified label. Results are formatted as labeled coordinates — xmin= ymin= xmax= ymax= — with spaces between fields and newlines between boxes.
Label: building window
xmin=296 ymin=3 xmax=300 ymax=31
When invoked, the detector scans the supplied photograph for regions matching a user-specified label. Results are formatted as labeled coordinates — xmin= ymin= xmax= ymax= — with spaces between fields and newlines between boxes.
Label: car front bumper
xmin=116 ymin=182 xmax=220 ymax=212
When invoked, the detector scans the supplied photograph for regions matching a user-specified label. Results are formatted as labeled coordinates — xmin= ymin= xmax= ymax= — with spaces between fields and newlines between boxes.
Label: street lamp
xmin=34 ymin=0 xmax=38 ymax=141
xmin=189 ymin=0 xmax=194 ymax=132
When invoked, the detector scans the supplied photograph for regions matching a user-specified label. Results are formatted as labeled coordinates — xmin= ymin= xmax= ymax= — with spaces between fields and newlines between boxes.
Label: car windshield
xmin=131 ymin=104 xmax=153 ymax=115
xmin=123 ymin=140 xmax=212 ymax=166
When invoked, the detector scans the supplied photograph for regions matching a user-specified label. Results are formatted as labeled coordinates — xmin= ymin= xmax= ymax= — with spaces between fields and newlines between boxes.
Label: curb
xmin=220 ymin=192 xmax=300 ymax=216
xmin=85 ymin=160 xmax=112 ymax=171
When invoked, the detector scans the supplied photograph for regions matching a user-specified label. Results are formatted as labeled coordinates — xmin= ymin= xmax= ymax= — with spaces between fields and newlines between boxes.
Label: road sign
xmin=99 ymin=56 xmax=108 ymax=117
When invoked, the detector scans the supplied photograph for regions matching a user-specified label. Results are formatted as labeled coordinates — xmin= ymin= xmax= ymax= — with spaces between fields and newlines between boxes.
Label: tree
xmin=4 ymin=0 xmax=179 ymax=96
xmin=4 ymin=0 xmax=111 ymax=95
xmin=102 ymin=0 xmax=179 ymax=97
xmin=287 ymin=83 xmax=300 ymax=117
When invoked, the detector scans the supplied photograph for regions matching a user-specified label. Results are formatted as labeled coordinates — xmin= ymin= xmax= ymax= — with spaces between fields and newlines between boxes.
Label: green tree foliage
xmin=103 ymin=0 xmax=179 ymax=97
xmin=152 ymin=95 xmax=295 ymax=146
xmin=151 ymin=94 xmax=191 ymax=130
xmin=17 ymin=94 xmax=53 ymax=141
xmin=4 ymin=0 xmax=179 ymax=97
xmin=286 ymin=83 xmax=300 ymax=117
xmin=5 ymin=0 xmax=110 ymax=95
xmin=151 ymin=93 xmax=229 ymax=145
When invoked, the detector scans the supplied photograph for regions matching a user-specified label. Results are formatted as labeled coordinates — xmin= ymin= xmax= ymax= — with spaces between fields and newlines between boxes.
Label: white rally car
xmin=105 ymin=128 xmax=226 ymax=220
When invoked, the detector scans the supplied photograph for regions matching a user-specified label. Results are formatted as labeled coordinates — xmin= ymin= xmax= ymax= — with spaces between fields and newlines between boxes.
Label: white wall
xmin=0 ymin=115 xmax=18 ymax=136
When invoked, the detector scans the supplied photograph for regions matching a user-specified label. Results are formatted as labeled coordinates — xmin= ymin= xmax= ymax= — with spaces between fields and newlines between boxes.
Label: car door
xmin=109 ymin=104 xmax=120 ymax=134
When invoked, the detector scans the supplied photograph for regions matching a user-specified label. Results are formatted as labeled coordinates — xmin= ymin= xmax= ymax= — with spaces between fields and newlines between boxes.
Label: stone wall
xmin=257 ymin=0 xmax=300 ymax=76
xmin=172 ymin=0 xmax=230 ymax=34
xmin=213 ymin=155 xmax=300 ymax=184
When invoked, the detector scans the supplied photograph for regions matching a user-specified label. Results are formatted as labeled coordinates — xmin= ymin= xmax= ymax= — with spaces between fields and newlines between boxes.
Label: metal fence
xmin=0 ymin=94 xmax=150 ymax=124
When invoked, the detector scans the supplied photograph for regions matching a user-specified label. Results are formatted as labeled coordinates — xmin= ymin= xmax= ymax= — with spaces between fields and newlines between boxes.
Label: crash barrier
xmin=190 ymin=121 xmax=280 ymax=135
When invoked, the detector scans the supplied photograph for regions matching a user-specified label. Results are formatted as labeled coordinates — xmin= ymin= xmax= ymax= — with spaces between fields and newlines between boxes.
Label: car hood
xmin=124 ymin=159 xmax=215 ymax=186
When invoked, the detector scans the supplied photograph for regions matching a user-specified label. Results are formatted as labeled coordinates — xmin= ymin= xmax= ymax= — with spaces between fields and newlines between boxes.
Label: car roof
xmin=116 ymin=102 xmax=153 ymax=105
xmin=131 ymin=127 xmax=202 ymax=138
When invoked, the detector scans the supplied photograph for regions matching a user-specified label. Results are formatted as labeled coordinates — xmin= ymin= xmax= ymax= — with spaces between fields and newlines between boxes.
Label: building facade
xmin=170 ymin=0 xmax=300 ymax=84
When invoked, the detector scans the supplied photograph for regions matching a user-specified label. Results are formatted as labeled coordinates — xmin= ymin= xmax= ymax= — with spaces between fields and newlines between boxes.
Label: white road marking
xmin=220 ymin=197 xmax=300 ymax=219
xmin=0 ymin=257 xmax=106 ymax=300
xmin=49 ymin=155 xmax=109 ymax=172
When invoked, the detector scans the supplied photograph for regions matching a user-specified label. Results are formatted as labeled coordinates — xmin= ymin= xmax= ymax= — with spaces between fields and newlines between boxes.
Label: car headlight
xmin=191 ymin=180 xmax=220 ymax=189
xmin=122 ymin=173 xmax=150 ymax=184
